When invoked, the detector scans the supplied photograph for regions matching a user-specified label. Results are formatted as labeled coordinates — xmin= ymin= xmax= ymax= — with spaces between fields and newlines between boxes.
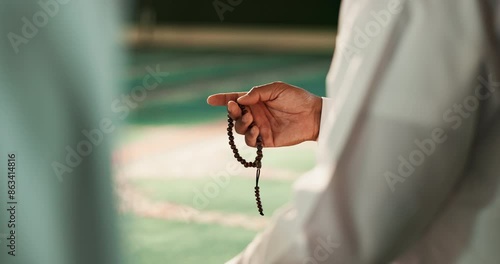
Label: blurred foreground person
xmin=0 ymin=1 xmax=123 ymax=264
xmin=208 ymin=0 xmax=500 ymax=263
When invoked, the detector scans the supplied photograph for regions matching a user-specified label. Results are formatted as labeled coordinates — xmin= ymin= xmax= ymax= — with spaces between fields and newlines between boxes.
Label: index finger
xmin=207 ymin=92 xmax=246 ymax=106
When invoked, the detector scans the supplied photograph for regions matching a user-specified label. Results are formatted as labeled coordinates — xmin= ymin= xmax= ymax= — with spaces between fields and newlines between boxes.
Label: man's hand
xmin=207 ymin=81 xmax=322 ymax=147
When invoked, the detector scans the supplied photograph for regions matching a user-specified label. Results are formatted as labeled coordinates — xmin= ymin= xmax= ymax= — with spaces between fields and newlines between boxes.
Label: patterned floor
xmin=116 ymin=48 xmax=331 ymax=264
xmin=125 ymin=48 xmax=331 ymax=124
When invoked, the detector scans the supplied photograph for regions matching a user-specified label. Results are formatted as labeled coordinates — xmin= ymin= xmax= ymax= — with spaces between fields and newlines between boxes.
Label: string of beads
xmin=227 ymin=104 xmax=264 ymax=216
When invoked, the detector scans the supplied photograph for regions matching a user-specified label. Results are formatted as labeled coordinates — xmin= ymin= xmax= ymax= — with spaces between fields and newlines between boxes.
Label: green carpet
xmin=125 ymin=49 xmax=331 ymax=125
xmin=120 ymin=214 xmax=255 ymax=264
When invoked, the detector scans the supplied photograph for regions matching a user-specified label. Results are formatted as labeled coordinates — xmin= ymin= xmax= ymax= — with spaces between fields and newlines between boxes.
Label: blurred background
xmin=116 ymin=0 xmax=339 ymax=263
xmin=4 ymin=2 xmax=500 ymax=264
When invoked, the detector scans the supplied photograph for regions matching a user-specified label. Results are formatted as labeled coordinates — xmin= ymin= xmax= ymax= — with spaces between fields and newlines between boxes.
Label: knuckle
xmin=250 ymin=86 xmax=260 ymax=93
xmin=245 ymin=135 xmax=254 ymax=147
xmin=242 ymin=113 xmax=252 ymax=124
xmin=235 ymin=121 xmax=247 ymax=135
xmin=228 ymin=111 xmax=237 ymax=120
xmin=235 ymin=127 xmax=245 ymax=135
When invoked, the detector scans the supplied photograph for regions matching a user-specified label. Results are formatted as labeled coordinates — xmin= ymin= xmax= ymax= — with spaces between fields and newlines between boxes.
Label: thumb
xmin=237 ymin=82 xmax=281 ymax=105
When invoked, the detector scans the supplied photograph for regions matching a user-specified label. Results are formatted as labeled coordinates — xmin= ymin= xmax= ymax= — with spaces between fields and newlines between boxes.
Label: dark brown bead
xmin=226 ymin=108 xmax=264 ymax=216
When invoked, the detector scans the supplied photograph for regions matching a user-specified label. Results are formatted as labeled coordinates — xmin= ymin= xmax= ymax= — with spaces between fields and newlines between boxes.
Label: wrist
xmin=311 ymin=95 xmax=322 ymax=141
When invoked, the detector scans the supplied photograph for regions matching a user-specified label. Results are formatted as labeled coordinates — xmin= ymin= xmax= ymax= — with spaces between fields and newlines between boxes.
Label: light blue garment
xmin=0 ymin=1 xmax=124 ymax=263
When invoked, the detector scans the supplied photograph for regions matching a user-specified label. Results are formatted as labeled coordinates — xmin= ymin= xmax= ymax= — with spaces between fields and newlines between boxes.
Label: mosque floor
xmin=115 ymin=48 xmax=329 ymax=264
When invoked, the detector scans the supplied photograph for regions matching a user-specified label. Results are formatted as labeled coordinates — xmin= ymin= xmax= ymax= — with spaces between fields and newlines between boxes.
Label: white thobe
xmin=228 ymin=0 xmax=500 ymax=263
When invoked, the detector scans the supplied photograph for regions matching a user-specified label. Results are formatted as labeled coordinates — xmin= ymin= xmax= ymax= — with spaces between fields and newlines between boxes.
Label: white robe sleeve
xmin=227 ymin=0 xmax=496 ymax=263
xmin=317 ymin=97 xmax=334 ymax=145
